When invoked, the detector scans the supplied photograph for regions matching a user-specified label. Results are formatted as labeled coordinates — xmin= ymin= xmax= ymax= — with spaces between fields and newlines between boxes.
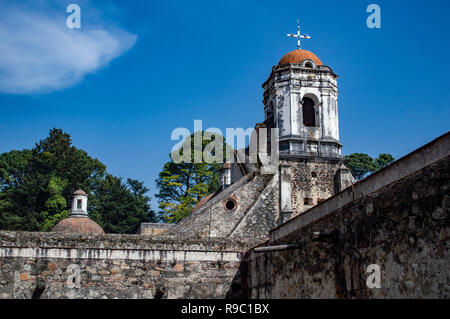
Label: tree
xmin=156 ymin=132 xmax=232 ymax=223
xmin=40 ymin=176 xmax=69 ymax=231
xmin=0 ymin=128 xmax=156 ymax=233
xmin=374 ymin=153 xmax=395 ymax=172
xmin=89 ymin=175 xmax=155 ymax=234
xmin=0 ymin=149 xmax=33 ymax=230
xmin=344 ymin=153 xmax=375 ymax=180
xmin=345 ymin=153 xmax=395 ymax=180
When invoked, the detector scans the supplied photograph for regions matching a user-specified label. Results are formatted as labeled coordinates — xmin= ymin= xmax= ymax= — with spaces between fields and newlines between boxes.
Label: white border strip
xmin=0 ymin=247 xmax=242 ymax=262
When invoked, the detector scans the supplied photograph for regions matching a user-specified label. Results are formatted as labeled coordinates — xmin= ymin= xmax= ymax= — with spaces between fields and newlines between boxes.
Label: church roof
xmin=52 ymin=217 xmax=104 ymax=235
xmin=192 ymin=192 xmax=217 ymax=213
xmin=278 ymin=49 xmax=322 ymax=66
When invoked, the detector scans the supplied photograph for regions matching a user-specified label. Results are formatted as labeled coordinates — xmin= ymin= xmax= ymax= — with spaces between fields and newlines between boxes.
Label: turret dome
xmin=278 ymin=49 xmax=322 ymax=66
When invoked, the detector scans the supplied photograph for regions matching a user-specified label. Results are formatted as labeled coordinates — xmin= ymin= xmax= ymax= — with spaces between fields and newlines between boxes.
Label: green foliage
xmin=344 ymin=153 xmax=375 ymax=180
xmin=156 ymin=132 xmax=232 ymax=223
xmin=374 ymin=153 xmax=395 ymax=172
xmin=41 ymin=210 xmax=69 ymax=232
xmin=345 ymin=153 xmax=395 ymax=180
xmin=0 ymin=128 xmax=156 ymax=233
xmin=90 ymin=175 xmax=153 ymax=234
xmin=41 ymin=176 xmax=69 ymax=231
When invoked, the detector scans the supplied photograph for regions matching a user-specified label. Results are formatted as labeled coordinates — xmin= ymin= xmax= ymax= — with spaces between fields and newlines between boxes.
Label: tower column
xmin=279 ymin=163 xmax=293 ymax=222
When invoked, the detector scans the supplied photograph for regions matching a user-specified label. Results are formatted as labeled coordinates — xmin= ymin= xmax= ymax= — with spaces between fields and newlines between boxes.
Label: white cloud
xmin=0 ymin=2 xmax=137 ymax=94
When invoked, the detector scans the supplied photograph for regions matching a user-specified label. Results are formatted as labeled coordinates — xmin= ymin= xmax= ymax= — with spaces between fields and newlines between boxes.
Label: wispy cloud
xmin=0 ymin=1 xmax=137 ymax=94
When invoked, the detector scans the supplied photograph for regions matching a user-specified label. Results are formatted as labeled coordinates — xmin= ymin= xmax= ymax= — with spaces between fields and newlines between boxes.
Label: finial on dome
xmin=287 ymin=19 xmax=311 ymax=50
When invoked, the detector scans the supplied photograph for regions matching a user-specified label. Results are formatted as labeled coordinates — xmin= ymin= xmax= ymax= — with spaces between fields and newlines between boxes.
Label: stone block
xmin=48 ymin=263 xmax=57 ymax=271
xmin=172 ymin=264 xmax=184 ymax=272
xmin=19 ymin=273 xmax=29 ymax=281
xmin=110 ymin=267 xmax=120 ymax=275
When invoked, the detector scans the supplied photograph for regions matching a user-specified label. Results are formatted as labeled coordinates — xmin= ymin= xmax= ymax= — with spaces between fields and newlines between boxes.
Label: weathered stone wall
xmin=244 ymin=154 xmax=449 ymax=298
xmin=138 ymin=223 xmax=173 ymax=236
xmin=230 ymin=173 xmax=280 ymax=238
xmin=0 ymin=232 xmax=249 ymax=299
xmin=286 ymin=158 xmax=344 ymax=216
xmin=167 ymin=173 xmax=278 ymax=240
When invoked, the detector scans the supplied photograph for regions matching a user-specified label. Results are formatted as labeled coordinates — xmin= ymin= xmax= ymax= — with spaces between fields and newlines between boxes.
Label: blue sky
xmin=0 ymin=0 xmax=449 ymax=208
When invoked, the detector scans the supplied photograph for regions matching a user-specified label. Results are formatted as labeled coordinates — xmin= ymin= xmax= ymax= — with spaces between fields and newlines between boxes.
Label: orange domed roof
xmin=52 ymin=217 xmax=104 ymax=235
xmin=278 ymin=49 xmax=322 ymax=66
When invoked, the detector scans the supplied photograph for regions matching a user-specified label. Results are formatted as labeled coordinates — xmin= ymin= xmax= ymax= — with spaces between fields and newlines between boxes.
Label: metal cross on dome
xmin=287 ymin=19 xmax=311 ymax=50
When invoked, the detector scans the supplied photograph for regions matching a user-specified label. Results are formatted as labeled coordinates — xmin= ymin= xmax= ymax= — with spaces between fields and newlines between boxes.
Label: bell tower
xmin=262 ymin=49 xmax=341 ymax=158
xmin=264 ymin=21 xmax=353 ymax=219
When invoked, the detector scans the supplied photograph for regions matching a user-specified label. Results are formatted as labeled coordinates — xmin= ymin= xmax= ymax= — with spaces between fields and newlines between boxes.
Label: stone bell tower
xmin=264 ymin=22 xmax=354 ymax=220
xmin=262 ymin=49 xmax=341 ymax=158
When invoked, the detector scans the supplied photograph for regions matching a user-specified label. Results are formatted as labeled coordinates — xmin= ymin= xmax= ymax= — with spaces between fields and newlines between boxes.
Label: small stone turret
xmin=70 ymin=189 xmax=89 ymax=217
xmin=52 ymin=190 xmax=104 ymax=235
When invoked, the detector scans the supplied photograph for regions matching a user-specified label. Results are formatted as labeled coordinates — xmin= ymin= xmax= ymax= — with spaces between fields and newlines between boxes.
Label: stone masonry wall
xmin=138 ymin=223 xmax=173 ymax=236
xmin=167 ymin=173 xmax=275 ymax=239
xmin=0 ymin=232 xmax=250 ymax=299
xmin=287 ymin=158 xmax=343 ymax=216
xmin=244 ymin=155 xmax=449 ymax=298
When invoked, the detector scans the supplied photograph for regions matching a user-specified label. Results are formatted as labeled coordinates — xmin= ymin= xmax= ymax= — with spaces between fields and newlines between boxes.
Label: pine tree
xmin=156 ymin=131 xmax=232 ymax=223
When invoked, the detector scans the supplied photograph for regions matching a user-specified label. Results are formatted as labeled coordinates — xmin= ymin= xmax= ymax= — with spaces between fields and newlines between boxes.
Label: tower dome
xmin=278 ymin=49 xmax=322 ymax=66
xmin=52 ymin=217 xmax=104 ymax=234
xmin=52 ymin=189 xmax=104 ymax=235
